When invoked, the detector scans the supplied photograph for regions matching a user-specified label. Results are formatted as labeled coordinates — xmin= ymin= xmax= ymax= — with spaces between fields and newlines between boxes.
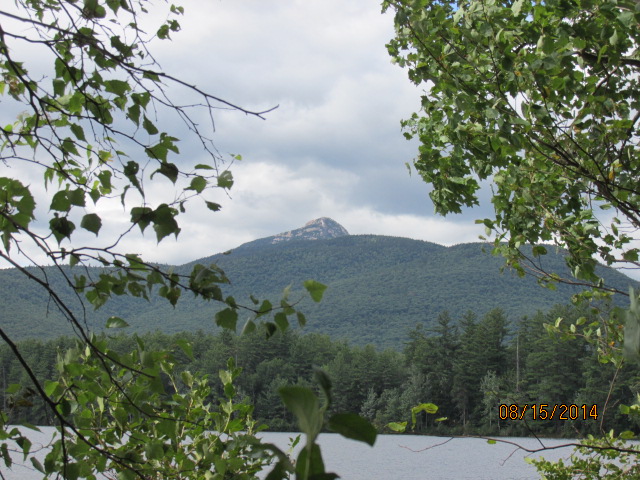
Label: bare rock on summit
xmin=271 ymin=217 xmax=349 ymax=244
xmin=235 ymin=217 xmax=349 ymax=251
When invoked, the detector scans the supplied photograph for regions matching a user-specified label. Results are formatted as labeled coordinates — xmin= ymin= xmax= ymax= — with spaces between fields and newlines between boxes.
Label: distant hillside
xmin=0 ymin=219 xmax=636 ymax=348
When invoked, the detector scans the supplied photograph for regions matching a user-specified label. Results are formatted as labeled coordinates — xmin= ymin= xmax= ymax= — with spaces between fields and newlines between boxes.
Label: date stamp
xmin=498 ymin=404 xmax=598 ymax=421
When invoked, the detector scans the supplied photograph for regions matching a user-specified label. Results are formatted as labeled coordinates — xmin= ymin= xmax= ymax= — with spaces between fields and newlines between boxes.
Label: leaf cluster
xmin=383 ymin=0 xmax=640 ymax=292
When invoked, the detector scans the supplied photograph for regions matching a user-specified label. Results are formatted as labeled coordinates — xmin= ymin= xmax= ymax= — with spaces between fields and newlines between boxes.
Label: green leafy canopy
xmin=0 ymin=0 xmax=364 ymax=478
xmin=383 ymin=0 xmax=640 ymax=367
xmin=383 ymin=0 xmax=640 ymax=294
xmin=384 ymin=0 xmax=640 ymax=474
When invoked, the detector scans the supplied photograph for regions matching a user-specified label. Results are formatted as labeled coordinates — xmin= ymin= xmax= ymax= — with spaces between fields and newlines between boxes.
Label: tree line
xmin=2 ymin=303 xmax=638 ymax=438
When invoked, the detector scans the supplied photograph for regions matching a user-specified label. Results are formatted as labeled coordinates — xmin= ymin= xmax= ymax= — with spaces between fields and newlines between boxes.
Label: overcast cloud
xmin=0 ymin=1 xmax=517 ymax=270
xmin=140 ymin=0 xmax=490 ymax=258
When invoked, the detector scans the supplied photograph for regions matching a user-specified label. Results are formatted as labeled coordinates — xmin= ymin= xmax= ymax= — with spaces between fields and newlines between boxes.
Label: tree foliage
xmin=383 ymin=0 xmax=640 ymax=473
xmin=5 ymin=304 xmax=639 ymax=439
xmin=0 ymin=1 xmax=377 ymax=478
xmin=382 ymin=0 xmax=639 ymax=293
xmin=6 ymin=235 xmax=633 ymax=348
xmin=0 ymin=0 xmax=271 ymax=309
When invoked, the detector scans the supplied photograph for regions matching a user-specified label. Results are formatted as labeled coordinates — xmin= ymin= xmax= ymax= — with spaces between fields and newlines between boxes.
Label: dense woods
xmin=1 ymin=237 xmax=635 ymax=348
xmin=3 ymin=303 xmax=637 ymax=438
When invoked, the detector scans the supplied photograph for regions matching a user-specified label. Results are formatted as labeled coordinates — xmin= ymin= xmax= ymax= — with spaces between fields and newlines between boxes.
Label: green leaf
xmin=180 ymin=371 xmax=193 ymax=388
xmin=258 ymin=299 xmax=273 ymax=315
xmin=104 ymin=79 xmax=130 ymax=96
xmin=61 ymin=462 xmax=80 ymax=480
xmin=98 ymin=170 xmax=112 ymax=191
xmin=264 ymin=459 xmax=294 ymax=480
xmin=80 ymin=213 xmax=102 ymax=235
xmin=153 ymin=162 xmax=179 ymax=184
xmin=69 ymin=253 xmax=80 ymax=267
xmin=273 ymin=312 xmax=289 ymax=331
xmin=30 ymin=457 xmax=44 ymax=474
xmin=511 ymin=0 xmax=524 ymax=16
xmin=144 ymin=440 xmax=165 ymax=461
xmin=157 ymin=24 xmax=171 ymax=40
xmin=264 ymin=322 xmax=278 ymax=339
xmin=5 ymin=383 xmax=21 ymax=394
xmin=105 ymin=317 xmax=129 ymax=328
xmin=68 ymin=188 xmax=85 ymax=207
xmin=188 ymin=176 xmax=207 ymax=193
xmin=69 ymin=124 xmax=86 ymax=141
xmin=152 ymin=204 xmax=180 ymax=242
xmin=50 ymin=191 xmax=71 ymax=212
xmin=105 ymin=0 xmax=121 ymax=13
xmin=205 ymin=201 xmax=221 ymax=211
xmin=217 ymin=170 xmax=234 ymax=189
xmin=123 ymin=161 xmax=143 ymax=194
xmin=328 ymin=413 xmax=377 ymax=446
xmin=411 ymin=403 xmax=438 ymax=428
xmin=279 ymin=386 xmax=323 ymax=443
xmin=314 ymin=368 xmax=332 ymax=406
xmin=386 ymin=421 xmax=407 ymax=433
xmin=174 ymin=338 xmax=194 ymax=360
xmin=143 ymin=115 xmax=159 ymax=135
xmin=159 ymin=285 xmax=181 ymax=306
xmin=215 ymin=308 xmax=238 ymax=330
xmin=532 ymin=245 xmax=547 ymax=257
xmin=303 ymin=280 xmax=327 ymax=303
xmin=44 ymin=380 xmax=60 ymax=397
xmin=130 ymin=206 xmax=153 ymax=233
xmin=241 ymin=319 xmax=257 ymax=335
xmin=127 ymin=103 xmax=141 ymax=124
xmin=295 ymin=443 xmax=337 ymax=479
xmin=49 ymin=215 xmax=75 ymax=243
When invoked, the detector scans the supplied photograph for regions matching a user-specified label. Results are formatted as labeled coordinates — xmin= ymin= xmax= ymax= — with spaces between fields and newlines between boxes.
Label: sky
xmin=137 ymin=0 xmax=489 ymax=262
xmin=3 ymin=0 xmax=636 ymax=282
xmin=0 ymin=0 xmax=490 ymax=268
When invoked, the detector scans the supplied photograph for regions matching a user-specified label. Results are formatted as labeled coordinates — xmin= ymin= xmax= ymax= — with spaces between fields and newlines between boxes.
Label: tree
xmin=452 ymin=311 xmax=479 ymax=429
xmin=0 ymin=1 xmax=374 ymax=478
xmin=382 ymin=0 xmax=639 ymax=294
xmin=383 ymin=0 xmax=640 ymax=472
xmin=404 ymin=312 xmax=458 ymax=426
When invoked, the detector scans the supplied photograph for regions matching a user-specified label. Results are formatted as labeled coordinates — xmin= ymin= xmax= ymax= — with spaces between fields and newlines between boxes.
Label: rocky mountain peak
xmin=271 ymin=217 xmax=349 ymax=244
xmin=233 ymin=217 xmax=349 ymax=251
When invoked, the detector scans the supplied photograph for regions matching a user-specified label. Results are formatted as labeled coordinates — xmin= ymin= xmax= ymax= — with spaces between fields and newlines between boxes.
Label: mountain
xmin=236 ymin=217 xmax=349 ymax=250
xmin=0 ymin=218 xmax=636 ymax=348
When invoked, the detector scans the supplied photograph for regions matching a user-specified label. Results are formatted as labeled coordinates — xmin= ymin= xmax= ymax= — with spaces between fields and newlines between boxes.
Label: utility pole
xmin=516 ymin=334 xmax=520 ymax=392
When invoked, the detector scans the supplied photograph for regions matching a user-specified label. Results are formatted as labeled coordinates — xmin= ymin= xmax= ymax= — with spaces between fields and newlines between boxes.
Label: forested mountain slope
xmin=1 ymin=221 xmax=636 ymax=348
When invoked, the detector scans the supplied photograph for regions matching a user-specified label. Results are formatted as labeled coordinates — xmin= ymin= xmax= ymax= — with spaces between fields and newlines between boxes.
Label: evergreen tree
xmin=452 ymin=311 xmax=480 ymax=429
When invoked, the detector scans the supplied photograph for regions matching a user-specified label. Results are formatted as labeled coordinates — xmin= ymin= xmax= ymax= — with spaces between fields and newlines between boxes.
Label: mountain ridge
xmin=0 ymin=219 xmax=637 ymax=348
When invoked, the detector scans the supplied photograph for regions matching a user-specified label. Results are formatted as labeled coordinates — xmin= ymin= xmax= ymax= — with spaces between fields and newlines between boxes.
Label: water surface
xmin=2 ymin=428 xmax=575 ymax=479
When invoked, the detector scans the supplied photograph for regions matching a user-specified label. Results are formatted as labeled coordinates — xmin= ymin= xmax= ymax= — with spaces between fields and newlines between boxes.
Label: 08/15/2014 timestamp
xmin=499 ymin=404 xmax=598 ymax=421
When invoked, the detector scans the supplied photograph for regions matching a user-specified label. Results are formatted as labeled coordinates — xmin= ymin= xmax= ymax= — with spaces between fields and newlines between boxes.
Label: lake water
xmin=272 ymin=433 xmax=572 ymax=480
xmin=2 ymin=428 xmax=575 ymax=479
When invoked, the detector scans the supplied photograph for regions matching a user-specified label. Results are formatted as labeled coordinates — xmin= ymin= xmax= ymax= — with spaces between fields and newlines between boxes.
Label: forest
xmin=1 ymin=236 xmax=635 ymax=348
xmin=3 ymin=303 xmax=637 ymax=439
xmin=1 ymin=0 xmax=639 ymax=476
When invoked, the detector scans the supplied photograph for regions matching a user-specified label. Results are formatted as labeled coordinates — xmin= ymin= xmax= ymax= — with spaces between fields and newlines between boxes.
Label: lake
xmin=2 ymin=428 xmax=574 ymax=479
xmin=273 ymin=433 xmax=572 ymax=480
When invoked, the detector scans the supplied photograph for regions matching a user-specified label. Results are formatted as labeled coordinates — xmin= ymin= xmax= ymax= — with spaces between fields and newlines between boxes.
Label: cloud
xmin=0 ymin=0 xmax=506 ymax=273
xmin=95 ymin=159 xmax=486 ymax=265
